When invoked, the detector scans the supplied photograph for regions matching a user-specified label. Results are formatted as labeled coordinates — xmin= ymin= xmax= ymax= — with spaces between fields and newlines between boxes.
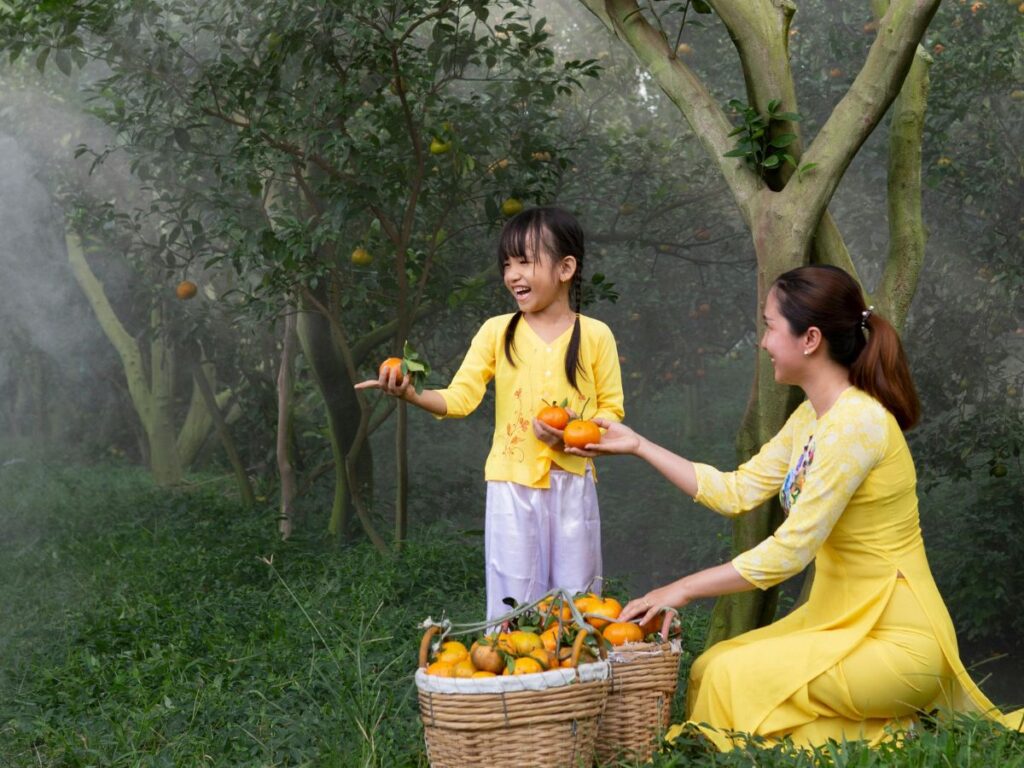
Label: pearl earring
xmin=803 ymin=350 xmax=811 ymax=356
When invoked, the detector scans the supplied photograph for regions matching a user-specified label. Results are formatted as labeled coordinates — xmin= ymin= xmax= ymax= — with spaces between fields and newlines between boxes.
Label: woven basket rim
xmin=415 ymin=659 xmax=610 ymax=695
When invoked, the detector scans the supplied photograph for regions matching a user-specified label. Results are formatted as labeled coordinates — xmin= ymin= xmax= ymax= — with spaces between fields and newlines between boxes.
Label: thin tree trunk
xmin=277 ymin=311 xmax=299 ymax=539
xmin=191 ymin=348 xmax=255 ymax=508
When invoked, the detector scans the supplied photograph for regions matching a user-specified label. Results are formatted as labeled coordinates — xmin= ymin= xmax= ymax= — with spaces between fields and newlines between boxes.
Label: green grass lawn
xmin=1 ymin=461 xmax=1021 ymax=767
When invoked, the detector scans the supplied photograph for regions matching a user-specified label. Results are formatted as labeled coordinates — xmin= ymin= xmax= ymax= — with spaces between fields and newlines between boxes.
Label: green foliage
xmin=400 ymin=340 xmax=431 ymax=395
xmin=723 ymin=99 xmax=815 ymax=180
xmin=3 ymin=462 xmax=1023 ymax=766
xmin=648 ymin=714 xmax=1024 ymax=767
xmin=0 ymin=461 xmax=483 ymax=765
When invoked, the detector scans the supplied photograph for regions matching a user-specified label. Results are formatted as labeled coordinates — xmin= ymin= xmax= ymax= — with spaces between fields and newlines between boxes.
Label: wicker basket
xmin=416 ymin=626 xmax=611 ymax=768
xmin=594 ymin=630 xmax=683 ymax=764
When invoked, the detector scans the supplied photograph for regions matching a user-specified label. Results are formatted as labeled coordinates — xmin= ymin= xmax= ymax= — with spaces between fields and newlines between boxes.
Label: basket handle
xmin=569 ymin=627 xmax=607 ymax=667
xmin=418 ymin=625 xmax=442 ymax=669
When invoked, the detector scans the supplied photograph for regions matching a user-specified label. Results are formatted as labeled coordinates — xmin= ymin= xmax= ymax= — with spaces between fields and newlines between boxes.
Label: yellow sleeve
xmin=692 ymin=411 xmax=799 ymax=517
xmin=732 ymin=401 xmax=888 ymax=589
xmin=435 ymin=319 xmax=499 ymax=418
xmin=591 ymin=325 xmax=624 ymax=423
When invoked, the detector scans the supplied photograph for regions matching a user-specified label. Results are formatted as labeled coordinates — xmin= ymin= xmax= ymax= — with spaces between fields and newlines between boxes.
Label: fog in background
xmin=1 ymin=0 xmax=1020 ymax=704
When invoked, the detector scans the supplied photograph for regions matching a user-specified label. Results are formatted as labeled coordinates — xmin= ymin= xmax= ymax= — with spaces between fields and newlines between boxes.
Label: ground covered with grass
xmin=2 ymin=461 xmax=1022 ymax=767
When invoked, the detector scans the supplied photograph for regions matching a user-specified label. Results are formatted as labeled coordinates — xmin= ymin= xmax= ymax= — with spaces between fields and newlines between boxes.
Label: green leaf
xmin=173 ymin=127 xmax=191 ymax=150
xmin=691 ymin=0 xmax=713 ymax=13
xmin=723 ymin=148 xmax=748 ymax=158
xmin=774 ymin=111 xmax=803 ymax=122
xmin=34 ymin=47 xmax=49 ymax=74
xmin=54 ymin=48 xmax=72 ymax=76
xmin=763 ymin=155 xmax=780 ymax=169
xmin=769 ymin=133 xmax=797 ymax=148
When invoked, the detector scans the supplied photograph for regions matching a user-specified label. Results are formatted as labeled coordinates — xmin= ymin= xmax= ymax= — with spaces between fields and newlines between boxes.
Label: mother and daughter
xmin=358 ymin=205 xmax=1022 ymax=749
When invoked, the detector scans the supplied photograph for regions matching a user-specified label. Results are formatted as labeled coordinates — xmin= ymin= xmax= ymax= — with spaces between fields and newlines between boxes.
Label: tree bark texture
xmin=277 ymin=311 xmax=299 ymax=539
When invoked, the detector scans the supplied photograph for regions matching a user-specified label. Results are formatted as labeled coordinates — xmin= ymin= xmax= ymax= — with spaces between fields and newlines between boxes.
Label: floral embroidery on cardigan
xmin=780 ymin=435 xmax=815 ymax=514
xmin=500 ymin=388 xmax=531 ymax=462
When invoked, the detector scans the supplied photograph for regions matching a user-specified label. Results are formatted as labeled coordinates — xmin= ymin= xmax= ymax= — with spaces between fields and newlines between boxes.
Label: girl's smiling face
xmin=761 ymin=288 xmax=810 ymax=384
xmin=501 ymin=231 xmax=575 ymax=315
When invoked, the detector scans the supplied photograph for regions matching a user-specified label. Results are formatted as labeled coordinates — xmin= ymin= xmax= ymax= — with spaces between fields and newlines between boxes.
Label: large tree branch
xmin=65 ymin=231 xmax=152 ymax=427
xmin=783 ymin=0 xmax=940 ymax=234
xmin=580 ymin=0 xmax=760 ymax=217
xmin=876 ymin=47 xmax=931 ymax=331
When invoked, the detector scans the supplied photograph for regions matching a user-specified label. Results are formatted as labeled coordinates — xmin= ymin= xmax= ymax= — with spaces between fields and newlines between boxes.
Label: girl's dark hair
xmin=497 ymin=206 xmax=586 ymax=391
xmin=772 ymin=264 xmax=920 ymax=430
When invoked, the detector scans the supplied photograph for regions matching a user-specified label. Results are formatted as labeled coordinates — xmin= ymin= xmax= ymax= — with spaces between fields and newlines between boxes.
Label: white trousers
xmin=484 ymin=469 xmax=602 ymax=623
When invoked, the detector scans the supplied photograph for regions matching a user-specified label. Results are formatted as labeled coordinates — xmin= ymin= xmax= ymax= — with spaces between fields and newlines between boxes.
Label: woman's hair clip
xmin=860 ymin=305 xmax=874 ymax=330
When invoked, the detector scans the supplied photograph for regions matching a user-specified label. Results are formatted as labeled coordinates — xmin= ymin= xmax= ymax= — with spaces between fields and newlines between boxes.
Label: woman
xmin=568 ymin=265 xmax=1022 ymax=749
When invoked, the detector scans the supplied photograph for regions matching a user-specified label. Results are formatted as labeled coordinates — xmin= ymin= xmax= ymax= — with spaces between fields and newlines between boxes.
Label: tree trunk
xmin=296 ymin=301 xmax=373 ymax=539
xmin=277 ymin=311 xmax=299 ymax=539
xmin=191 ymin=346 xmax=255 ymax=508
xmin=65 ymin=231 xmax=184 ymax=485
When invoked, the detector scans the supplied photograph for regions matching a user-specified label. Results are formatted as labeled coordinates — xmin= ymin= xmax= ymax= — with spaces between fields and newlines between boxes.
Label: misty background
xmin=0 ymin=0 xmax=1021 ymax=755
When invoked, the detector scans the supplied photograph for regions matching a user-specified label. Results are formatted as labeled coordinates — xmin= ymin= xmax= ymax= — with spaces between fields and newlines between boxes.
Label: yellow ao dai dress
xmin=671 ymin=387 xmax=1023 ymax=749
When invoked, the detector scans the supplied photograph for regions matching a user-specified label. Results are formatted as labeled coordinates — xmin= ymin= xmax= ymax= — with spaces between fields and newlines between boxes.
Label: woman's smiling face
xmin=761 ymin=288 xmax=807 ymax=384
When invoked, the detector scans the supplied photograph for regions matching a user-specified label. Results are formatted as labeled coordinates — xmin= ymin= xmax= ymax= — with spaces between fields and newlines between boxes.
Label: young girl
xmin=356 ymin=206 xmax=624 ymax=622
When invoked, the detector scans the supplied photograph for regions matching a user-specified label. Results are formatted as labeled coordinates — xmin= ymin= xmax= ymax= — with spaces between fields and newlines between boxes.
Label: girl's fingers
xmin=354 ymin=380 xmax=380 ymax=390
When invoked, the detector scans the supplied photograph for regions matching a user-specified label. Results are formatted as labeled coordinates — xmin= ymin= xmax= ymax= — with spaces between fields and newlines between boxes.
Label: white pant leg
xmin=485 ymin=481 xmax=551 ymax=623
xmin=547 ymin=468 xmax=603 ymax=597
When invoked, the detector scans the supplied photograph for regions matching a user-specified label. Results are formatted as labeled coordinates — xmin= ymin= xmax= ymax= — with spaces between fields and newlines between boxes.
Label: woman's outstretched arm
xmin=565 ymin=418 xmax=698 ymax=498
xmin=618 ymin=563 xmax=754 ymax=626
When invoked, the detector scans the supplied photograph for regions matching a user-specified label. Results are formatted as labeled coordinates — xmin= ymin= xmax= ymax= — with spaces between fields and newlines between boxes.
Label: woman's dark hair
xmin=772 ymin=264 xmax=920 ymax=430
xmin=497 ymin=206 xmax=586 ymax=391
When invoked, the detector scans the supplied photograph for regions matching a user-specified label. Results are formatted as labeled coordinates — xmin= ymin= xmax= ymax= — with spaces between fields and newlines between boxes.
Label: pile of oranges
xmin=423 ymin=592 xmax=672 ymax=677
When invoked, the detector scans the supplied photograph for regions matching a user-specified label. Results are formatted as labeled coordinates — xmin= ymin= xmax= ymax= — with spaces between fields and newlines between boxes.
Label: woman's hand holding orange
xmin=562 ymin=418 xmax=642 ymax=457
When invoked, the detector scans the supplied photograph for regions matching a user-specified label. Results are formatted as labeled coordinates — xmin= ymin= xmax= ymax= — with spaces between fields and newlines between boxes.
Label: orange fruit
xmin=507 ymin=630 xmax=543 ymax=656
xmin=426 ymin=661 xmax=455 ymax=677
xmin=429 ymin=137 xmax=452 ymax=155
xmin=436 ymin=642 xmax=469 ymax=665
xmin=537 ymin=405 xmax=570 ymax=430
xmin=603 ymin=621 xmax=644 ymax=646
xmin=526 ymin=648 xmax=551 ymax=670
xmin=563 ymin=420 xmax=601 ymax=449
xmin=540 ymin=602 xmax=573 ymax=626
xmin=511 ymin=656 xmax=544 ymax=675
xmin=452 ymin=658 xmax=477 ymax=678
xmin=500 ymin=197 xmax=524 ymax=217
xmin=600 ymin=596 xmax=623 ymax=619
xmin=471 ymin=671 xmax=496 ymax=678
xmin=175 ymin=280 xmax=198 ymax=300
xmin=574 ymin=594 xmax=608 ymax=628
xmin=539 ymin=627 xmax=560 ymax=653
xmin=470 ymin=640 xmax=505 ymax=674
xmin=379 ymin=357 xmax=404 ymax=384
xmin=350 ymin=247 xmax=373 ymax=266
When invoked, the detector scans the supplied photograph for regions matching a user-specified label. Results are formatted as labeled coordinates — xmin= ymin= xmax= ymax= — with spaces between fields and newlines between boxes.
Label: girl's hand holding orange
xmin=354 ymin=357 xmax=413 ymax=399
xmin=532 ymin=406 xmax=577 ymax=449
xmin=562 ymin=418 xmax=642 ymax=457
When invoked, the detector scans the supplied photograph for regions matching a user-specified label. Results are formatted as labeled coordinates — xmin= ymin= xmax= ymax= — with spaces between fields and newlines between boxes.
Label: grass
xmin=1 ymin=460 xmax=1022 ymax=767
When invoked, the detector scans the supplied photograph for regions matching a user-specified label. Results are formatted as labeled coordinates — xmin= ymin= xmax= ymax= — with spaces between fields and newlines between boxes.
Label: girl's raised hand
xmin=354 ymin=366 xmax=412 ymax=399
xmin=563 ymin=418 xmax=643 ymax=457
